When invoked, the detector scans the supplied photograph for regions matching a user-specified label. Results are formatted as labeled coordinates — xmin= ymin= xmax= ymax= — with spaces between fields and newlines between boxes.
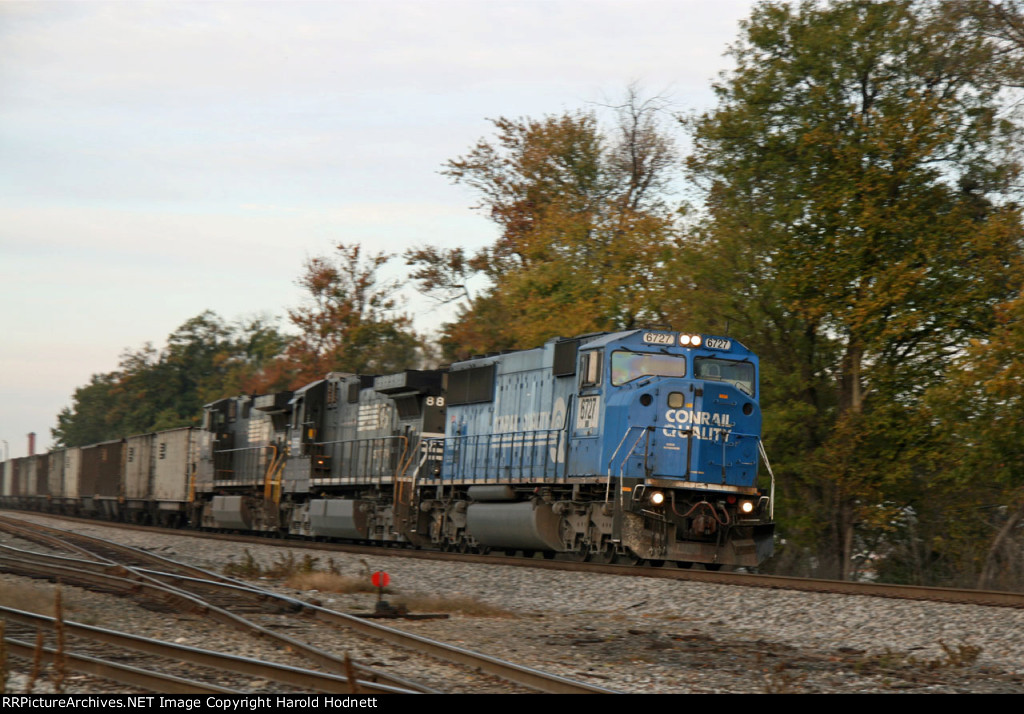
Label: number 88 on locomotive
xmin=437 ymin=328 xmax=774 ymax=568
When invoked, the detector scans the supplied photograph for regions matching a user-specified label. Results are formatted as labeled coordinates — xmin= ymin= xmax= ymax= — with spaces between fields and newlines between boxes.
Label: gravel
xmin=2 ymin=514 xmax=1022 ymax=694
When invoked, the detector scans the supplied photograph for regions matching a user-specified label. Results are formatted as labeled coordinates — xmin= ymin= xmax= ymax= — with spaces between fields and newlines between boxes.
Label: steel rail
xmin=7 ymin=511 xmax=1021 ymax=610
xmin=302 ymin=603 xmax=619 ymax=694
xmin=0 ymin=606 xmax=416 ymax=695
xmin=2 ymin=638 xmax=240 ymax=694
xmin=0 ymin=515 xmax=245 ymax=584
xmin=0 ymin=515 xmax=618 ymax=694
xmin=0 ymin=549 xmax=436 ymax=694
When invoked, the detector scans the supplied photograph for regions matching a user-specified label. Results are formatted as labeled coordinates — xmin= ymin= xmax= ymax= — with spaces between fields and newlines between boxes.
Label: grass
xmin=853 ymin=641 xmax=983 ymax=674
xmin=284 ymin=572 xmax=383 ymax=594
xmin=925 ymin=641 xmax=983 ymax=669
xmin=222 ymin=550 xmax=513 ymax=616
xmin=223 ymin=550 xmax=344 ymax=579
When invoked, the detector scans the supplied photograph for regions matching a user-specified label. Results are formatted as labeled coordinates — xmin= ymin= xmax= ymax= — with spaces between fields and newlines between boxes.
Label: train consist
xmin=1 ymin=329 xmax=775 ymax=568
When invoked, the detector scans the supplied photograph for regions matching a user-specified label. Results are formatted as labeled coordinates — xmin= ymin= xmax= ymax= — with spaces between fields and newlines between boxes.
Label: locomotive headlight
xmin=650 ymin=491 xmax=665 ymax=506
xmin=739 ymin=500 xmax=755 ymax=514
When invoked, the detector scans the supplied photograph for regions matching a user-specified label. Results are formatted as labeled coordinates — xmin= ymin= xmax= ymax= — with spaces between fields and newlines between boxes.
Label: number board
xmin=642 ymin=332 xmax=675 ymax=345
xmin=576 ymin=395 xmax=600 ymax=431
xmin=705 ymin=337 xmax=732 ymax=350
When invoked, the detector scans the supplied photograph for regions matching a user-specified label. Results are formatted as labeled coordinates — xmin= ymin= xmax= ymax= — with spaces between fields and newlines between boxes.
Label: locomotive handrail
xmin=602 ymin=426 xmax=651 ymax=504
xmin=758 ymin=439 xmax=776 ymax=520
xmin=440 ymin=429 xmax=567 ymax=483
xmin=310 ymin=435 xmax=408 ymax=487
xmin=262 ymin=446 xmax=286 ymax=504
xmin=396 ymin=435 xmax=421 ymax=480
xmin=212 ymin=444 xmax=277 ymax=484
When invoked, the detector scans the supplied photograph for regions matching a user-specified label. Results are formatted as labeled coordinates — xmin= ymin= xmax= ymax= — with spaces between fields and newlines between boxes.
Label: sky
xmin=0 ymin=0 xmax=757 ymax=459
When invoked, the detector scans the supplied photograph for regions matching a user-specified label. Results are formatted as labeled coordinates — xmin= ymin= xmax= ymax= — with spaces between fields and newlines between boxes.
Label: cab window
xmin=611 ymin=351 xmax=687 ymax=386
xmin=694 ymin=357 xmax=755 ymax=396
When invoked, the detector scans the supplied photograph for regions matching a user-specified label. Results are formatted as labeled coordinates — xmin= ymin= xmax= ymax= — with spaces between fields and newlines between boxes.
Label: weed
xmin=263 ymin=553 xmax=299 ymax=578
xmin=284 ymin=572 xmax=384 ymax=594
xmin=391 ymin=592 xmax=512 ymax=617
xmin=223 ymin=550 xmax=262 ymax=578
xmin=220 ymin=551 xmax=511 ymax=616
xmin=922 ymin=641 xmax=982 ymax=669
xmin=854 ymin=641 xmax=982 ymax=675
xmin=226 ymin=551 xmax=331 ymax=579
xmin=872 ymin=648 xmax=909 ymax=670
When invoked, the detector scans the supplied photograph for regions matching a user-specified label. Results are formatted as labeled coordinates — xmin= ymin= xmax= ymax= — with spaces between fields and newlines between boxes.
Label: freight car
xmin=1 ymin=329 xmax=775 ymax=568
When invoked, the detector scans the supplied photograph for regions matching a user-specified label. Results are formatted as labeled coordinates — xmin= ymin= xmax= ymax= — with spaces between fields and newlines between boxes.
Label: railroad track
xmin=0 ymin=514 xmax=618 ymax=694
xmin=0 ymin=605 xmax=404 ymax=694
xmin=10 ymin=510 xmax=1018 ymax=610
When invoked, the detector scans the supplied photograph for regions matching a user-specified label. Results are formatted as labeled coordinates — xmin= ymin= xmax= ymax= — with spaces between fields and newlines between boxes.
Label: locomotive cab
xmin=592 ymin=331 xmax=773 ymax=566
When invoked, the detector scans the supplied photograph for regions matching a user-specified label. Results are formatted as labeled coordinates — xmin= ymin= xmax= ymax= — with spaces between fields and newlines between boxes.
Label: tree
xmin=411 ymin=89 xmax=681 ymax=360
xmin=52 ymin=373 xmax=123 ymax=447
xmin=681 ymin=0 xmax=1024 ymax=579
xmin=52 ymin=311 xmax=291 ymax=447
xmin=208 ymin=314 xmax=293 ymax=398
xmin=285 ymin=243 xmax=421 ymax=383
xmin=953 ymin=0 xmax=1024 ymax=88
xmin=926 ymin=287 xmax=1024 ymax=589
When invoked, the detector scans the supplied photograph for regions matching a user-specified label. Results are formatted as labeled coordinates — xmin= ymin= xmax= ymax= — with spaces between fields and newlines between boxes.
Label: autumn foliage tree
xmin=284 ymin=243 xmax=421 ymax=384
xmin=409 ymin=90 xmax=680 ymax=360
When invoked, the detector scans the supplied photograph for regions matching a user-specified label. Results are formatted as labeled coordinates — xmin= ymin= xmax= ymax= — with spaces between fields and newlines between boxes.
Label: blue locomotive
xmin=415 ymin=329 xmax=774 ymax=566
xmin=2 ymin=329 xmax=775 ymax=568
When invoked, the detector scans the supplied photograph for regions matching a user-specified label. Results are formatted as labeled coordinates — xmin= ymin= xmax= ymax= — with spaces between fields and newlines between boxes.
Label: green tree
xmin=681 ymin=0 xmax=1023 ymax=579
xmin=411 ymin=89 xmax=680 ymax=360
xmin=52 ymin=373 xmax=123 ymax=447
xmin=52 ymin=311 xmax=291 ymax=446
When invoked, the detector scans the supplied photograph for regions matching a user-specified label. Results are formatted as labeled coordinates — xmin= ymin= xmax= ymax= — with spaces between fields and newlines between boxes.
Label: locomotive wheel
xmin=594 ymin=543 xmax=617 ymax=564
xmin=704 ymin=563 xmax=722 ymax=571
xmin=568 ymin=543 xmax=590 ymax=562
xmin=675 ymin=561 xmax=693 ymax=569
xmin=647 ymin=559 xmax=665 ymax=568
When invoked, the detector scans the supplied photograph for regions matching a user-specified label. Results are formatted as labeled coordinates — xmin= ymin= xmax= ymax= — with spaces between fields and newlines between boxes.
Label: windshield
xmin=611 ymin=351 xmax=687 ymax=386
xmin=694 ymin=357 xmax=755 ymax=396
